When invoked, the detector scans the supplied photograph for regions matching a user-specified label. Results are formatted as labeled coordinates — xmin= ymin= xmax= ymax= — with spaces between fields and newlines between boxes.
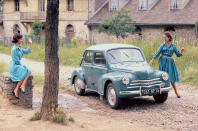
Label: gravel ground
xmin=1 ymin=53 xmax=198 ymax=131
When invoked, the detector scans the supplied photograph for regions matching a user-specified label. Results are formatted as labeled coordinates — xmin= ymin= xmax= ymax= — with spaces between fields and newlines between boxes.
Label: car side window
xmin=84 ymin=51 xmax=93 ymax=63
xmin=94 ymin=52 xmax=106 ymax=66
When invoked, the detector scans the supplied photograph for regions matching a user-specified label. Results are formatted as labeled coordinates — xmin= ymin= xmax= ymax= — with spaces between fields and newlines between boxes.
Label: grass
xmin=0 ymin=61 xmax=8 ymax=73
xmin=30 ymin=111 xmax=41 ymax=121
xmin=0 ymin=43 xmax=87 ymax=67
xmin=50 ymin=107 xmax=67 ymax=124
xmin=68 ymin=116 xmax=75 ymax=122
xmin=32 ymin=75 xmax=44 ymax=86
xmin=1 ymin=37 xmax=198 ymax=86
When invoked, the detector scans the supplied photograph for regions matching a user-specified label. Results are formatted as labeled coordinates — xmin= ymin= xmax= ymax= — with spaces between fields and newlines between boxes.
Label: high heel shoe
xmin=12 ymin=90 xmax=19 ymax=99
xmin=20 ymin=87 xmax=25 ymax=94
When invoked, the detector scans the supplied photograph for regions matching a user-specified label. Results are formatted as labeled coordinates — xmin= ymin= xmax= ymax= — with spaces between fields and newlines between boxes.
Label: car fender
xmin=71 ymin=67 xmax=85 ymax=85
xmin=97 ymin=71 xmax=131 ymax=96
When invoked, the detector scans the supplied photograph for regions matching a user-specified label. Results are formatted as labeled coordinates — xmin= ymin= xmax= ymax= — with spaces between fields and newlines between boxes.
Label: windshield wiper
xmin=108 ymin=53 xmax=123 ymax=65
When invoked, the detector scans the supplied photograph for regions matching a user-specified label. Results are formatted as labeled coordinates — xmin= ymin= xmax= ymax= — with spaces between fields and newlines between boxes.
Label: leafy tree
xmin=32 ymin=20 xmax=43 ymax=43
xmin=98 ymin=9 xmax=135 ymax=39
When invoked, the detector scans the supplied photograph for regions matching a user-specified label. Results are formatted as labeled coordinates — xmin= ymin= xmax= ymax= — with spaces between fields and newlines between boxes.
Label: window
xmin=67 ymin=0 xmax=74 ymax=11
xmin=164 ymin=26 xmax=175 ymax=32
xmin=40 ymin=0 xmax=45 ymax=12
xmin=170 ymin=0 xmax=180 ymax=9
xmin=139 ymin=0 xmax=148 ymax=10
xmin=84 ymin=51 xmax=93 ymax=63
xmin=15 ymin=0 xmax=20 ymax=12
xmin=107 ymin=48 xmax=144 ymax=64
xmin=94 ymin=52 xmax=106 ymax=65
xmin=110 ymin=0 xmax=119 ymax=11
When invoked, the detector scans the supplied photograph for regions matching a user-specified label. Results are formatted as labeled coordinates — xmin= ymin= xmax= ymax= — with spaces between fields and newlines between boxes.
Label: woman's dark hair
xmin=164 ymin=31 xmax=173 ymax=42
xmin=12 ymin=34 xmax=23 ymax=43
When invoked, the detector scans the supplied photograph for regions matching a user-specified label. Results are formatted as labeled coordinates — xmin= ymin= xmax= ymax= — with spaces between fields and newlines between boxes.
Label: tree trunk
xmin=40 ymin=0 xmax=59 ymax=120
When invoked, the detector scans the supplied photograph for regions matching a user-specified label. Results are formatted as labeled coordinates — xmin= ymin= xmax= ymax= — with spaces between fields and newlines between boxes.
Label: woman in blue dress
xmin=9 ymin=34 xmax=32 ymax=99
xmin=149 ymin=32 xmax=184 ymax=98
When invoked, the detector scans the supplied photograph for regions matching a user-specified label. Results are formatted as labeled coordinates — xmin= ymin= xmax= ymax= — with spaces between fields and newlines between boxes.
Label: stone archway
xmin=65 ymin=24 xmax=75 ymax=43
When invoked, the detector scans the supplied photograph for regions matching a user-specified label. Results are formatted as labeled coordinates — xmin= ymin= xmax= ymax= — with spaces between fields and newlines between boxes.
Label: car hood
xmin=110 ymin=63 xmax=156 ymax=79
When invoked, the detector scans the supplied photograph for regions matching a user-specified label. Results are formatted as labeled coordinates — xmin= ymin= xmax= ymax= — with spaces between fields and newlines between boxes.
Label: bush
xmin=68 ymin=116 xmax=75 ymax=122
xmin=30 ymin=111 xmax=41 ymax=121
xmin=50 ymin=107 xmax=67 ymax=124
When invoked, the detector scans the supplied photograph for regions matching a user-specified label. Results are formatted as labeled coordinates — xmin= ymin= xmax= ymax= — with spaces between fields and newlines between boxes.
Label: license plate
xmin=141 ymin=88 xmax=160 ymax=96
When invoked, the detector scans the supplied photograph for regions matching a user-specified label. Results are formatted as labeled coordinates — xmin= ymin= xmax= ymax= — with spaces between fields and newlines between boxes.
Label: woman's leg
xmin=14 ymin=80 xmax=24 ymax=97
xmin=21 ymin=72 xmax=31 ymax=92
xmin=171 ymin=82 xmax=180 ymax=97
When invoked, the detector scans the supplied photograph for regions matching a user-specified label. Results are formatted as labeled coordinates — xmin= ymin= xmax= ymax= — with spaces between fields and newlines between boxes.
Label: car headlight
xmin=122 ymin=76 xmax=130 ymax=85
xmin=162 ymin=73 xmax=169 ymax=81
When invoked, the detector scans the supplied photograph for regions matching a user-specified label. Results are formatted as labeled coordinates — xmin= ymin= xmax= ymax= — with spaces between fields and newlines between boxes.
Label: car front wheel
xmin=74 ymin=77 xmax=85 ymax=96
xmin=106 ymin=83 xmax=122 ymax=109
xmin=153 ymin=93 xmax=168 ymax=103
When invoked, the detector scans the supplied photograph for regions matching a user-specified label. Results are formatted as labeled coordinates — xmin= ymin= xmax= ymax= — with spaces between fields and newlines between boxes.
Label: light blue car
xmin=71 ymin=44 xmax=171 ymax=109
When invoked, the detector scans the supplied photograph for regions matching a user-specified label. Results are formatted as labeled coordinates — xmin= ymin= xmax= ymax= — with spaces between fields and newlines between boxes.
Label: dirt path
xmin=0 ymin=53 xmax=74 ymax=87
xmin=0 ymin=53 xmax=198 ymax=131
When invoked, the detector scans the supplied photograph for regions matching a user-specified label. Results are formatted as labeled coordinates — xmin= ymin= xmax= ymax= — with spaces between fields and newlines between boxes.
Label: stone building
xmin=0 ymin=0 xmax=105 ymax=44
xmin=86 ymin=0 xmax=198 ymax=43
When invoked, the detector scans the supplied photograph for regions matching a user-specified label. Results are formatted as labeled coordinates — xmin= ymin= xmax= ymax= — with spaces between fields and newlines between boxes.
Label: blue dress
xmin=153 ymin=43 xmax=182 ymax=82
xmin=9 ymin=44 xmax=31 ymax=82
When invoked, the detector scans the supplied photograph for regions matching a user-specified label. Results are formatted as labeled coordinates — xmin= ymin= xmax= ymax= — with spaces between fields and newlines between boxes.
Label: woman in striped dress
xmin=149 ymin=32 xmax=184 ymax=98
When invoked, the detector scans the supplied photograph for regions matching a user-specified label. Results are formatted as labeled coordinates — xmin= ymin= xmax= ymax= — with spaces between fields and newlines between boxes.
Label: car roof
xmin=86 ymin=43 xmax=139 ymax=51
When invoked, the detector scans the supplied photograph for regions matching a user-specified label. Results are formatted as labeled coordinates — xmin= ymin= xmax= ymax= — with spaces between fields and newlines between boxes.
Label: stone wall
xmin=0 ymin=73 xmax=34 ymax=108
xmin=89 ymin=25 xmax=197 ymax=43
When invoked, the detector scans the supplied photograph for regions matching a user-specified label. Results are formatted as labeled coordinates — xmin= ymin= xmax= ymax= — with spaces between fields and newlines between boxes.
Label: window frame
xmin=93 ymin=51 xmax=107 ymax=66
xmin=14 ymin=0 xmax=20 ymax=12
xmin=67 ymin=0 xmax=74 ymax=11
xmin=138 ymin=0 xmax=148 ymax=11
xmin=40 ymin=0 xmax=45 ymax=12
xmin=83 ymin=51 xmax=93 ymax=64
xmin=109 ymin=0 xmax=119 ymax=11
xmin=170 ymin=0 xmax=181 ymax=10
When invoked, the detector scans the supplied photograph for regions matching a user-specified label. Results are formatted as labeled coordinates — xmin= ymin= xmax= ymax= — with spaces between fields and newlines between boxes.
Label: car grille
xmin=127 ymin=78 xmax=163 ymax=88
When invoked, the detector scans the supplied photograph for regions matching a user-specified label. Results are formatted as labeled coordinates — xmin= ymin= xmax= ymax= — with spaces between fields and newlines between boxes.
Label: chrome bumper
xmin=120 ymin=86 xmax=172 ymax=96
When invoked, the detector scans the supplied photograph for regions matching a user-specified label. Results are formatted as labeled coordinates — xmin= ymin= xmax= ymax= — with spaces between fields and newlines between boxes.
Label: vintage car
xmin=71 ymin=44 xmax=171 ymax=109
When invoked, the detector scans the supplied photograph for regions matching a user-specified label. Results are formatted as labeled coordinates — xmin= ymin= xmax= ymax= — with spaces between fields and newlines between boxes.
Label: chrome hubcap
xmin=108 ymin=86 xmax=116 ymax=106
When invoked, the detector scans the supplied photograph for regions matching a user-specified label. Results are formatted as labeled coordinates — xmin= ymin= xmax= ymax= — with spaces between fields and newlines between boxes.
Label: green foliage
xmin=32 ymin=20 xmax=43 ymax=43
xmin=68 ymin=116 xmax=75 ymax=122
xmin=32 ymin=75 xmax=44 ymax=86
xmin=30 ymin=111 xmax=41 ymax=121
xmin=98 ymin=9 xmax=135 ymax=39
xmin=50 ymin=107 xmax=67 ymax=124
xmin=71 ymin=37 xmax=78 ymax=47
xmin=32 ymin=20 xmax=43 ymax=37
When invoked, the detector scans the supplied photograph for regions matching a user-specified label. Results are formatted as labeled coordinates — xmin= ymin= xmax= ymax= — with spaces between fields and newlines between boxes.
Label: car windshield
xmin=107 ymin=48 xmax=145 ymax=64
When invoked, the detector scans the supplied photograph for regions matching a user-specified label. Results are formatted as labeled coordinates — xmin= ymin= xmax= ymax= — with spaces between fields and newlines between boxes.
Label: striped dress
xmin=153 ymin=43 xmax=182 ymax=82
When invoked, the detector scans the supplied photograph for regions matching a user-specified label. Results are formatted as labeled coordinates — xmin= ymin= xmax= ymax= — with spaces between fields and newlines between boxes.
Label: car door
xmin=81 ymin=51 xmax=94 ymax=89
xmin=91 ymin=52 xmax=108 ymax=92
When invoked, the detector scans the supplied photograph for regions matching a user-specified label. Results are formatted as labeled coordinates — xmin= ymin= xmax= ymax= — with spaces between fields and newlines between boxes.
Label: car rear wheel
xmin=106 ymin=83 xmax=122 ymax=109
xmin=74 ymin=77 xmax=85 ymax=96
xmin=153 ymin=93 xmax=168 ymax=103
